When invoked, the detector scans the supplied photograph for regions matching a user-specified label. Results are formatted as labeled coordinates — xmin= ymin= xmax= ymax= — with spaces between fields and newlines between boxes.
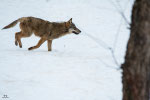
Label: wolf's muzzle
xmin=73 ymin=29 xmax=81 ymax=35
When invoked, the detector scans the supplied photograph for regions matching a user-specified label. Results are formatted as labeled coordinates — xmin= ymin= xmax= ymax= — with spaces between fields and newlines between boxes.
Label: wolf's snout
xmin=79 ymin=30 xmax=81 ymax=33
xmin=73 ymin=29 xmax=81 ymax=35
xmin=76 ymin=29 xmax=81 ymax=34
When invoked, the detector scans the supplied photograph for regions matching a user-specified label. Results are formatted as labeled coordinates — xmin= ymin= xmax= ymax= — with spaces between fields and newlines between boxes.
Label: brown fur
xmin=2 ymin=17 xmax=81 ymax=51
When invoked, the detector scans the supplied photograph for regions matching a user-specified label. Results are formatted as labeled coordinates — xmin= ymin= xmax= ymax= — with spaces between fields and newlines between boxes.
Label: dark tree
xmin=122 ymin=0 xmax=150 ymax=100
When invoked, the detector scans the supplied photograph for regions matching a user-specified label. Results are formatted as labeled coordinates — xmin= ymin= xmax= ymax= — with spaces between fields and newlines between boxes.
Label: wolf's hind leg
xmin=15 ymin=32 xmax=31 ymax=48
xmin=28 ymin=38 xmax=46 ymax=51
xmin=47 ymin=40 xmax=52 ymax=51
xmin=15 ymin=32 xmax=22 ymax=47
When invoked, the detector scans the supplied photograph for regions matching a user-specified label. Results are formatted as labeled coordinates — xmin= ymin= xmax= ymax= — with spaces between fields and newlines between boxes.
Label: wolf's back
xmin=2 ymin=19 xmax=20 ymax=30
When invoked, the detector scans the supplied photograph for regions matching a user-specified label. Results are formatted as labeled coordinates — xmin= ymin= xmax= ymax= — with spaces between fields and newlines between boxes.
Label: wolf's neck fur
xmin=50 ymin=22 xmax=68 ymax=33
xmin=47 ymin=22 xmax=70 ymax=39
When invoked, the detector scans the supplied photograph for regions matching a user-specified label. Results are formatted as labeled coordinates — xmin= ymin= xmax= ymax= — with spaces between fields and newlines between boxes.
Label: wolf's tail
xmin=2 ymin=19 xmax=20 ymax=30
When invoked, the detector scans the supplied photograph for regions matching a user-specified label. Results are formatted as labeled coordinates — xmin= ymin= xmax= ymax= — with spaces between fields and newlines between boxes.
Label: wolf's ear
xmin=66 ymin=18 xmax=72 ymax=27
xmin=68 ymin=18 xmax=72 ymax=24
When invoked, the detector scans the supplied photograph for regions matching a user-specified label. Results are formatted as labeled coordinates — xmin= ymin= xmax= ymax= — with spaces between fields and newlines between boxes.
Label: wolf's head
xmin=66 ymin=18 xmax=81 ymax=35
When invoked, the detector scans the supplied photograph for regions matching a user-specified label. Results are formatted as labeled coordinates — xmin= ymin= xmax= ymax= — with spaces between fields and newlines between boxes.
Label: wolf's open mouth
xmin=73 ymin=31 xmax=79 ymax=35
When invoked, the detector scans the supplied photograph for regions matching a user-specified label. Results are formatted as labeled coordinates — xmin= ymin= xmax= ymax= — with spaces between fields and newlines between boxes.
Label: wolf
xmin=2 ymin=17 xmax=81 ymax=51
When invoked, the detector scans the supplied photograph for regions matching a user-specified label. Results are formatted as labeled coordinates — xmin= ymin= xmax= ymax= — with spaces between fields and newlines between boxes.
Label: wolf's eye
xmin=72 ymin=25 xmax=76 ymax=28
xmin=70 ymin=26 xmax=74 ymax=28
xmin=70 ymin=23 xmax=76 ymax=28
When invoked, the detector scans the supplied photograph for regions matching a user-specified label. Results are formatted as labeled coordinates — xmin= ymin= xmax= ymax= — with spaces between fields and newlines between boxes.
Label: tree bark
xmin=122 ymin=0 xmax=150 ymax=100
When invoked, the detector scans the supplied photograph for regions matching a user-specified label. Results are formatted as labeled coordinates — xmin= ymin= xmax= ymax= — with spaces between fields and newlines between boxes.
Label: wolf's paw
xmin=48 ymin=49 xmax=52 ymax=51
xmin=15 ymin=41 xmax=18 ymax=46
xmin=28 ymin=47 xmax=33 ymax=50
xmin=19 ymin=45 xmax=22 ymax=48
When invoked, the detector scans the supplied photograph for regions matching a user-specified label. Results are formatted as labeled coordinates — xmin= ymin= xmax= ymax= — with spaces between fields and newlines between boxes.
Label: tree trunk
xmin=122 ymin=0 xmax=150 ymax=100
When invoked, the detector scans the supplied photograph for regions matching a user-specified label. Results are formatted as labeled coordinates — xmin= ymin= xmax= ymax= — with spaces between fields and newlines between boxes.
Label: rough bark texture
xmin=122 ymin=0 xmax=150 ymax=100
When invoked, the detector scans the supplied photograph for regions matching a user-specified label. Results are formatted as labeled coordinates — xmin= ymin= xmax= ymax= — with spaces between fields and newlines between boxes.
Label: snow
xmin=0 ymin=0 xmax=133 ymax=100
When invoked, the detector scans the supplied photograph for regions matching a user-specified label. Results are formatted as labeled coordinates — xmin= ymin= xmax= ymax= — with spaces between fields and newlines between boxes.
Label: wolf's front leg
xmin=28 ymin=38 xmax=46 ymax=51
xmin=47 ymin=40 xmax=52 ymax=51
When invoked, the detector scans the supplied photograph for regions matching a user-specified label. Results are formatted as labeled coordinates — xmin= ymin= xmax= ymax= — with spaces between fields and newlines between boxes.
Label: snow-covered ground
xmin=0 ymin=0 xmax=133 ymax=100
